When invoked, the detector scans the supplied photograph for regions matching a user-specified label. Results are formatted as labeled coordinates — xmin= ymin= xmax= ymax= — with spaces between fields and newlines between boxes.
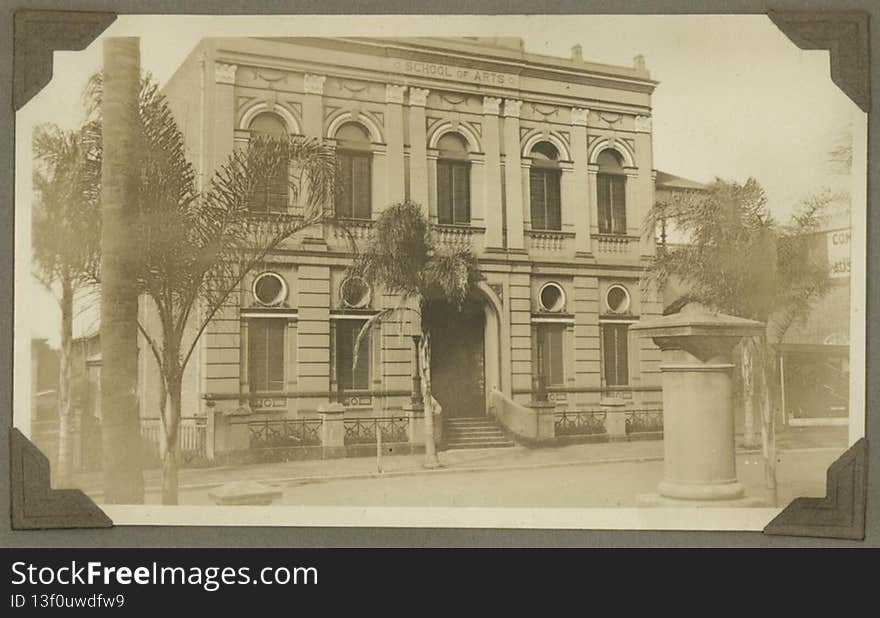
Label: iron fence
xmin=625 ymin=409 xmax=664 ymax=435
xmin=248 ymin=418 xmax=323 ymax=449
xmin=555 ymin=409 xmax=608 ymax=436
xmin=343 ymin=416 xmax=409 ymax=445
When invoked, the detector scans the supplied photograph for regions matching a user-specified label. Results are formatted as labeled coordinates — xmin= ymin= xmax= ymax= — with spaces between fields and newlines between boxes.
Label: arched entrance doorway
xmin=425 ymin=295 xmax=486 ymax=418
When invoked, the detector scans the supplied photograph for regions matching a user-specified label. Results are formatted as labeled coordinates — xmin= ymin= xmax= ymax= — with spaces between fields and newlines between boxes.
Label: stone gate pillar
xmin=631 ymin=303 xmax=765 ymax=506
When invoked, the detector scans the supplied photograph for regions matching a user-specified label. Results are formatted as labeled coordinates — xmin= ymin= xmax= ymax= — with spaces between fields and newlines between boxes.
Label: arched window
xmin=597 ymin=149 xmax=627 ymax=235
xmin=335 ymin=122 xmax=372 ymax=220
xmin=248 ymin=112 xmax=289 ymax=213
xmin=436 ymin=132 xmax=471 ymax=225
xmin=529 ymin=142 xmax=562 ymax=231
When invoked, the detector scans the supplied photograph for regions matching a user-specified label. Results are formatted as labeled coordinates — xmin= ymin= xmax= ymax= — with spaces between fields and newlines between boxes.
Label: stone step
xmin=444 ymin=441 xmax=516 ymax=450
xmin=445 ymin=433 xmax=507 ymax=441
xmin=445 ymin=426 xmax=505 ymax=433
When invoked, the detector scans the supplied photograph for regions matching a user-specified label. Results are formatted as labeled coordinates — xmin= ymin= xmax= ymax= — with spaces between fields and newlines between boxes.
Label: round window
xmin=341 ymin=276 xmax=371 ymax=309
xmin=538 ymin=282 xmax=566 ymax=313
xmin=252 ymin=272 xmax=287 ymax=306
xmin=606 ymin=284 xmax=631 ymax=314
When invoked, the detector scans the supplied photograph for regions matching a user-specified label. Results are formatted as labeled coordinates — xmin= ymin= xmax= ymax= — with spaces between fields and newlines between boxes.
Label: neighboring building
xmin=776 ymin=209 xmax=851 ymax=427
xmin=155 ymin=37 xmax=671 ymax=458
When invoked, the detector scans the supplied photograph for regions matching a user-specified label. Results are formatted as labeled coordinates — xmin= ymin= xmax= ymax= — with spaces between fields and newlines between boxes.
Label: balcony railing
xmin=591 ymin=233 xmax=640 ymax=254
xmin=433 ymin=224 xmax=485 ymax=250
xmin=528 ymin=229 xmax=573 ymax=252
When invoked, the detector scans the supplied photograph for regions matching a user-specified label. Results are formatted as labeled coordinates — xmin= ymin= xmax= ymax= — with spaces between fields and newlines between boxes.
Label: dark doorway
xmin=425 ymin=296 xmax=486 ymax=418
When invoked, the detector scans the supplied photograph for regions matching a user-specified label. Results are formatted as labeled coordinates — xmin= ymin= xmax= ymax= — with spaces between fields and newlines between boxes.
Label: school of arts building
xmin=149 ymin=36 xmax=670 ymax=461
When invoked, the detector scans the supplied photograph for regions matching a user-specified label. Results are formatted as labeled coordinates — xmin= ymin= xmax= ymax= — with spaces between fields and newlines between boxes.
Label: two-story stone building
xmin=153 ymin=37 xmax=667 ymax=459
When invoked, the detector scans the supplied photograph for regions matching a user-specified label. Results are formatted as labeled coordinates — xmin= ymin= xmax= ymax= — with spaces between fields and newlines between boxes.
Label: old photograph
xmin=12 ymin=14 xmax=867 ymax=529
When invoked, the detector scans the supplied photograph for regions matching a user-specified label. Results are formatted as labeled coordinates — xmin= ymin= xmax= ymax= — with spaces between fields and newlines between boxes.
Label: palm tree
xmin=31 ymin=123 xmax=101 ymax=487
xmin=351 ymin=202 xmax=483 ymax=467
xmin=87 ymin=69 xmax=339 ymax=504
xmin=646 ymin=177 xmax=833 ymax=502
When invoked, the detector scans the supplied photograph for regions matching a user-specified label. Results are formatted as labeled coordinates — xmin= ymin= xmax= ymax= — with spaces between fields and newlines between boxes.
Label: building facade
xmin=155 ymin=37 xmax=666 ymax=458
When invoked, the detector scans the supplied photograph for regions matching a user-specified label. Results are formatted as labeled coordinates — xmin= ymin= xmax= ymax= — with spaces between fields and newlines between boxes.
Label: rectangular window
xmin=534 ymin=324 xmax=565 ymax=387
xmin=601 ymin=323 xmax=630 ymax=386
xmin=249 ymin=319 xmax=286 ymax=393
xmin=337 ymin=150 xmax=372 ymax=219
xmin=335 ymin=320 xmax=371 ymax=392
xmin=530 ymin=167 xmax=562 ymax=231
xmin=437 ymin=160 xmax=471 ymax=225
xmin=597 ymin=174 xmax=627 ymax=235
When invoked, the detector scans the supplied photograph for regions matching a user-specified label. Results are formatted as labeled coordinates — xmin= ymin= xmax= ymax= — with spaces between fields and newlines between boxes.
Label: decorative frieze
xmin=386 ymin=84 xmax=407 ymax=104
xmin=482 ymin=97 xmax=502 ymax=116
xmin=215 ymin=62 xmax=237 ymax=85
xmin=634 ymin=115 xmax=652 ymax=133
xmin=303 ymin=74 xmax=326 ymax=95
xmin=503 ymin=99 xmax=523 ymax=118
xmin=571 ymin=107 xmax=590 ymax=127
xmin=409 ymin=87 xmax=429 ymax=107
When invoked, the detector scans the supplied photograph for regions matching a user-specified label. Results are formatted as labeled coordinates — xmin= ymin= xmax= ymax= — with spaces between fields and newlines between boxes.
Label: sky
xmin=15 ymin=14 xmax=862 ymax=348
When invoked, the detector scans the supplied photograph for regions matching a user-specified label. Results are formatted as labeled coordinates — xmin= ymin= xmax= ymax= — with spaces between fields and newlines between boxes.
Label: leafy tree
xmin=86 ymin=73 xmax=340 ymax=504
xmin=646 ymin=177 xmax=832 ymax=500
xmin=32 ymin=123 xmax=101 ymax=486
xmin=350 ymin=202 xmax=483 ymax=468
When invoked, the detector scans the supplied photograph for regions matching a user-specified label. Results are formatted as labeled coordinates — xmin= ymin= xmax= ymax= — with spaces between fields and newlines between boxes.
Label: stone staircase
xmin=443 ymin=417 xmax=516 ymax=450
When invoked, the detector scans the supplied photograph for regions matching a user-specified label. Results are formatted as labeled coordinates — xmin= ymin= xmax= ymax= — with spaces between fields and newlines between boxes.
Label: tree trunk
xmin=741 ymin=337 xmax=760 ymax=449
xmin=419 ymin=330 xmax=440 ymax=468
xmin=56 ymin=276 xmax=74 ymax=486
xmin=100 ymin=37 xmax=144 ymax=504
xmin=757 ymin=339 xmax=778 ymax=506
xmin=161 ymin=373 xmax=182 ymax=505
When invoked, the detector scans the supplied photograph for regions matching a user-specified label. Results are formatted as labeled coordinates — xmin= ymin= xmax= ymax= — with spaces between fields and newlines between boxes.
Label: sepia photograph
xmin=11 ymin=12 xmax=867 ymax=530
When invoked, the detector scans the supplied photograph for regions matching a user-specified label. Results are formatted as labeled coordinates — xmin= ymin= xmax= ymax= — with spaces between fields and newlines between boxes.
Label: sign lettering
xmin=389 ymin=59 xmax=518 ymax=87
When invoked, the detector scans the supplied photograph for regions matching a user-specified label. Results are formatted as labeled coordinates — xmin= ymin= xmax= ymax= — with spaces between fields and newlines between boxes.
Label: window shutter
xmin=612 ymin=175 xmax=627 ymax=235
xmin=337 ymin=152 xmax=354 ymax=218
xmin=597 ymin=174 xmax=612 ymax=234
xmin=437 ymin=160 xmax=454 ymax=224
xmin=352 ymin=153 xmax=372 ymax=219
xmin=249 ymin=319 xmax=286 ymax=392
xmin=267 ymin=156 xmax=289 ymax=212
xmin=546 ymin=169 xmax=562 ymax=231
xmin=547 ymin=327 xmax=564 ymax=386
xmin=602 ymin=324 xmax=629 ymax=386
xmin=267 ymin=321 xmax=285 ymax=390
xmin=452 ymin=162 xmax=470 ymax=224
xmin=530 ymin=168 xmax=547 ymax=230
xmin=336 ymin=321 xmax=370 ymax=391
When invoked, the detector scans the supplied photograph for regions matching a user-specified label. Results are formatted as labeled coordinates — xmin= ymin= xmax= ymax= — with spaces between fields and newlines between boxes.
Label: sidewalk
xmin=75 ymin=426 xmax=847 ymax=503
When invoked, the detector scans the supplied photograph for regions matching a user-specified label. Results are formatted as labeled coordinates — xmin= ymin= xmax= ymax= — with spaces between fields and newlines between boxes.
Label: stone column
xmin=482 ymin=97 xmax=504 ymax=250
xmin=631 ymin=303 xmax=765 ymax=506
xmin=570 ymin=107 xmax=592 ymax=255
xmin=408 ymin=88 xmax=430 ymax=211
xmin=385 ymin=84 xmax=407 ymax=206
xmin=502 ymin=99 xmax=524 ymax=251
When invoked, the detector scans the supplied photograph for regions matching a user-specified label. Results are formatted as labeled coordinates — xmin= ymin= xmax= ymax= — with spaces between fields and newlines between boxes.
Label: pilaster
xmin=503 ymin=99 xmax=524 ymax=250
xmin=385 ymin=84 xmax=407 ymax=206
xmin=408 ymin=87 xmax=430 ymax=211
xmin=481 ymin=97 xmax=504 ymax=250
xmin=570 ymin=107 xmax=592 ymax=254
